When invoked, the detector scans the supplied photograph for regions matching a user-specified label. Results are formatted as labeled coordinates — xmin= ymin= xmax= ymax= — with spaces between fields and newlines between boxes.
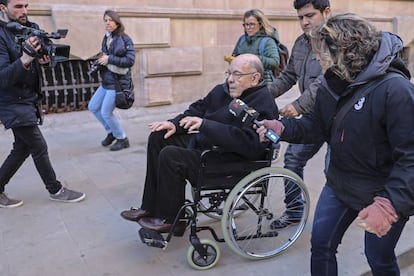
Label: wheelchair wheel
xmin=187 ymin=239 xmax=221 ymax=270
xmin=221 ymin=167 xmax=309 ymax=260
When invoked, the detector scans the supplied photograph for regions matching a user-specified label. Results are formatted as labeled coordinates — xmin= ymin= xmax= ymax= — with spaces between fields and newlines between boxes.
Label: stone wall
xmin=27 ymin=0 xmax=414 ymax=107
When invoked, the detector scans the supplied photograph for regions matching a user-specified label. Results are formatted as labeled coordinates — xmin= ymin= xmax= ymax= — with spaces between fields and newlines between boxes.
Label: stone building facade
xmin=28 ymin=0 xmax=414 ymax=108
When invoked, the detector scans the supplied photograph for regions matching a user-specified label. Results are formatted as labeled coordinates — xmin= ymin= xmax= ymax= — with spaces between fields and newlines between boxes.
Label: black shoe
xmin=270 ymin=213 xmax=302 ymax=229
xmin=101 ymin=133 xmax=115 ymax=146
xmin=110 ymin=137 xmax=130 ymax=151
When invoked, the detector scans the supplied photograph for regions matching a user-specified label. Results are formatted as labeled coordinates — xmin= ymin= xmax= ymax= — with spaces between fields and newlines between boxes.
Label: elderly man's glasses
xmin=225 ymin=71 xmax=257 ymax=80
xmin=242 ymin=22 xmax=257 ymax=28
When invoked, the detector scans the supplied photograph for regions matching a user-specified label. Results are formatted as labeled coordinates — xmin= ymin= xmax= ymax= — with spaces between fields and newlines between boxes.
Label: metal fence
xmin=40 ymin=59 xmax=100 ymax=113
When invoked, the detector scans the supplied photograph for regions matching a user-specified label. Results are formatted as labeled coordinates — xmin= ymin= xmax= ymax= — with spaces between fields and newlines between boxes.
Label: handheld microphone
xmin=229 ymin=99 xmax=280 ymax=143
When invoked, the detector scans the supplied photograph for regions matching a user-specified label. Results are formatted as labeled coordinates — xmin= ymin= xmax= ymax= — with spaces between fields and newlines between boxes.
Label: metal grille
xmin=40 ymin=60 xmax=100 ymax=113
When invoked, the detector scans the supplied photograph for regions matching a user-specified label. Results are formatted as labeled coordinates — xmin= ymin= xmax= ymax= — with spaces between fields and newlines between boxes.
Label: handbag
xmin=113 ymin=72 xmax=135 ymax=109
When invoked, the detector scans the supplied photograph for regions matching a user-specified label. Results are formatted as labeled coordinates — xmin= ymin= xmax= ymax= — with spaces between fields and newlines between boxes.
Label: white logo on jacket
xmin=354 ymin=97 xmax=365 ymax=110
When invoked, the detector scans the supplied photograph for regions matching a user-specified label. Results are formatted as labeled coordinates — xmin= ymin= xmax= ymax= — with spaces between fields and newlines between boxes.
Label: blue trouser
xmin=283 ymin=142 xmax=326 ymax=217
xmin=88 ymin=85 xmax=126 ymax=139
xmin=311 ymin=185 xmax=408 ymax=276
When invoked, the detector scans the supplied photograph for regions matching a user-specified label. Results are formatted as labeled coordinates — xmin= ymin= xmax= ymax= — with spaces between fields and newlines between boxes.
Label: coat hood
xmin=353 ymin=32 xmax=408 ymax=84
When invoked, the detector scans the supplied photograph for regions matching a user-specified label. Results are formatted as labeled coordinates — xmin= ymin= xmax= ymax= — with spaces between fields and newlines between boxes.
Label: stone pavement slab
xmin=0 ymin=89 xmax=413 ymax=275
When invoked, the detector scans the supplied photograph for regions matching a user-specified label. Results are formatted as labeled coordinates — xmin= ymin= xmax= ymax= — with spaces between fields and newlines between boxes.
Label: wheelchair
xmin=139 ymin=145 xmax=310 ymax=270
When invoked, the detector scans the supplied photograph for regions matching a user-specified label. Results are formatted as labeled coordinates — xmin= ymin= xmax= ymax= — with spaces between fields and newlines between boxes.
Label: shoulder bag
xmin=113 ymin=72 xmax=135 ymax=109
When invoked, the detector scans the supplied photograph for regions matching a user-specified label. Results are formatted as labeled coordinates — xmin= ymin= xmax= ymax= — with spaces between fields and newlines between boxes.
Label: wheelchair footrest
xmin=139 ymin=228 xmax=167 ymax=249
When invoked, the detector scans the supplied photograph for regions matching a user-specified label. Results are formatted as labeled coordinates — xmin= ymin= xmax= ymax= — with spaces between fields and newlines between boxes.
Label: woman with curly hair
xmin=256 ymin=13 xmax=414 ymax=275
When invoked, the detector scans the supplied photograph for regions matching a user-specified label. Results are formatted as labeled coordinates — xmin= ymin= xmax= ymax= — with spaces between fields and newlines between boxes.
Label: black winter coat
xmin=280 ymin=32 xmax=414 ymax=217
xmin=99 ymin=33 xmax=135 ymax=90
xmin=169 ymin=82 xmax=278 ymax=160
xmin=0 ymin=20 xmax=43 ymax=129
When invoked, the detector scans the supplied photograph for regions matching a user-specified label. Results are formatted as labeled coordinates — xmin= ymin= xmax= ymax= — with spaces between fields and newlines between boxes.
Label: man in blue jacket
xmin=120 ymin=53 xmax=278 ymax=234
xmin=0 ymin=0 xmax=85 ymax=207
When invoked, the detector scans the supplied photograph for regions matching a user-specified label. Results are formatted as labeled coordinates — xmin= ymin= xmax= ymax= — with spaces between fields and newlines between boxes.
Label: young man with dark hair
xmin=0 ymin=0 xmax=85 ymax=207
xmin=267 ymin=0 xmax=331 ymax=228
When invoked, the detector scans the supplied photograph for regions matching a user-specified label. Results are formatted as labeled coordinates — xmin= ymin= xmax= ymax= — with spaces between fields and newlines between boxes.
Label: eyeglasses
xmin=225 ymin=71 xmax=258 ymax=80
xmin=242 ymin=22 xmax=257 ymax=28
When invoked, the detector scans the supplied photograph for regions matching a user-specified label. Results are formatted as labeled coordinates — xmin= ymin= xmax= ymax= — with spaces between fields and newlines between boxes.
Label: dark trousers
xmin=140 ymin=130 xmax=201 ymax=223
xmin=311 ymin=185 xmax=408 ymax=276
xmin=0 ymin=125 xmax=61 ymax=194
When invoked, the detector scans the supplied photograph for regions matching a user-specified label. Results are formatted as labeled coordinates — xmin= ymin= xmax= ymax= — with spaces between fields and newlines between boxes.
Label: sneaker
xmin=270 ymin=213 xmax=301 ymax=229
xmin=110 ymin=137 xmax=130 ymax=151
xmin=49 ymin=187 xmax=86 ymax=203
xmin=0 ymin=193 xmax=23 ymax=208
xmin=101 ymin=133 xmax=116 ymax=147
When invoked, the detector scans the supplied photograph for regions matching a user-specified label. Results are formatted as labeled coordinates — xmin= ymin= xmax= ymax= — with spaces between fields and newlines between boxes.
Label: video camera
xmin=6 ymin=21 xmax=70 ymax=67
xmin=229 ymin=98 xmax=280 ymax=143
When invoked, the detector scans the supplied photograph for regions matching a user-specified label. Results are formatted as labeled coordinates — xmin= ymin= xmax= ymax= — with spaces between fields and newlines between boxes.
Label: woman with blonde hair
xmin=230 ymin=9 xmax=280 ymax=83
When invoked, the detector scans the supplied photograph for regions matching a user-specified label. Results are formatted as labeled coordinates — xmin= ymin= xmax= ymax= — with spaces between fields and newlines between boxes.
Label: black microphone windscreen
xmin=6 ymin=22 xmax=24 ymax=33
xmin=228 ymin=98 xmax=248 ymax=118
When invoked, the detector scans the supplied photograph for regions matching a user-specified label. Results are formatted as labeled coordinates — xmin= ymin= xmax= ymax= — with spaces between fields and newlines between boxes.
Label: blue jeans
xmin=311 ymin=185 xmax=408 ymax=276
xmin=88 ymin=85 xmax=126 ymax=139
xmin=283 ymin=142 xmax=326 ymax=217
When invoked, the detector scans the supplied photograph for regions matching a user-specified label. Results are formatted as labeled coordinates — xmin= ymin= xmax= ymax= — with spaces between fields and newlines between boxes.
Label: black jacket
xmin=99 ymin=33 xmax=135 ymax=90
xmin=170 ymin=82 xmax=278 ymax=160
xmin=0 ymin=20 xmax=43 ymax=129
xmin=280 ymin=32 xmax=414 ymax=217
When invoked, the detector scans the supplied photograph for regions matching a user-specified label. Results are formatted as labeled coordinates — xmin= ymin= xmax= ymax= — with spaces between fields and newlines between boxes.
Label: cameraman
xmin=0 ymin=0 xmax=85 ymax=208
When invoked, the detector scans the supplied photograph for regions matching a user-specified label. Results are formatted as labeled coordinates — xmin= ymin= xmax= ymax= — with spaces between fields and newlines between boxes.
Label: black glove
xmin=22 ymin=40 xmax=38 ymax=57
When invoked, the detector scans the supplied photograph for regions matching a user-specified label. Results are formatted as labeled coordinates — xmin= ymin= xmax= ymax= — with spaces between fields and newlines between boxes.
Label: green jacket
xmin=232 ymin=29 xmax=280 ymax=83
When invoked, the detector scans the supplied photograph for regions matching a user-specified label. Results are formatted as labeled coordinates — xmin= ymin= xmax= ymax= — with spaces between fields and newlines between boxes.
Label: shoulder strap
xmin=259 ymin=37 xmax=270 ymax=57
xmin=236 ymin=36 xmax=246 ymax=55
xmin=330 ymin=72 xmax=403 ymax=137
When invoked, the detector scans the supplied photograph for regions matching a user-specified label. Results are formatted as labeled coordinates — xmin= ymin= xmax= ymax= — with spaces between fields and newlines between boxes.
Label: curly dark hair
xmin=310 ymin=13 xmax=381 ymax=81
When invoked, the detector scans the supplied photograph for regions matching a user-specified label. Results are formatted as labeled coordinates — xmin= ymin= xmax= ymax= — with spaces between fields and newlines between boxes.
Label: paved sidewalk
xmin=0 ymin=90 xmax=413 ymax=276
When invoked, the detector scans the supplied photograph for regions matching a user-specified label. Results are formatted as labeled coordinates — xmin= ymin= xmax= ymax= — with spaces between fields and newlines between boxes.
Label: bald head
xmin=226 ymin=53 xmax=264 ymax=98
xmin=232 ymin=53 xmax=264 ymax=77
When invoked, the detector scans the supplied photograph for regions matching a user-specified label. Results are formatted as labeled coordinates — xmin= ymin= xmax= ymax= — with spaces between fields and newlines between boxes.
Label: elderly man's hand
xmin=179 ymin=116 xmax=203 ymax=133
xmin=148 ymin=121 xmax=176 ymax=139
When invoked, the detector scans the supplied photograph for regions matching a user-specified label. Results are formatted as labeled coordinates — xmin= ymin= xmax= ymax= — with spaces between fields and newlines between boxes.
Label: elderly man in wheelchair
xmin=120 ymin=53 xmax=309 ymax=269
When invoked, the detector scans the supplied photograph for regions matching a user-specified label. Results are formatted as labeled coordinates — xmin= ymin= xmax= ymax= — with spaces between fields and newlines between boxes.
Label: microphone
xmin=6 ymin=22 xmax=25 ymax=33
xmin=6 ymin=21 xmax=44 ymax=36
xmin=229 ymin=99 xmax=280 ymax=143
